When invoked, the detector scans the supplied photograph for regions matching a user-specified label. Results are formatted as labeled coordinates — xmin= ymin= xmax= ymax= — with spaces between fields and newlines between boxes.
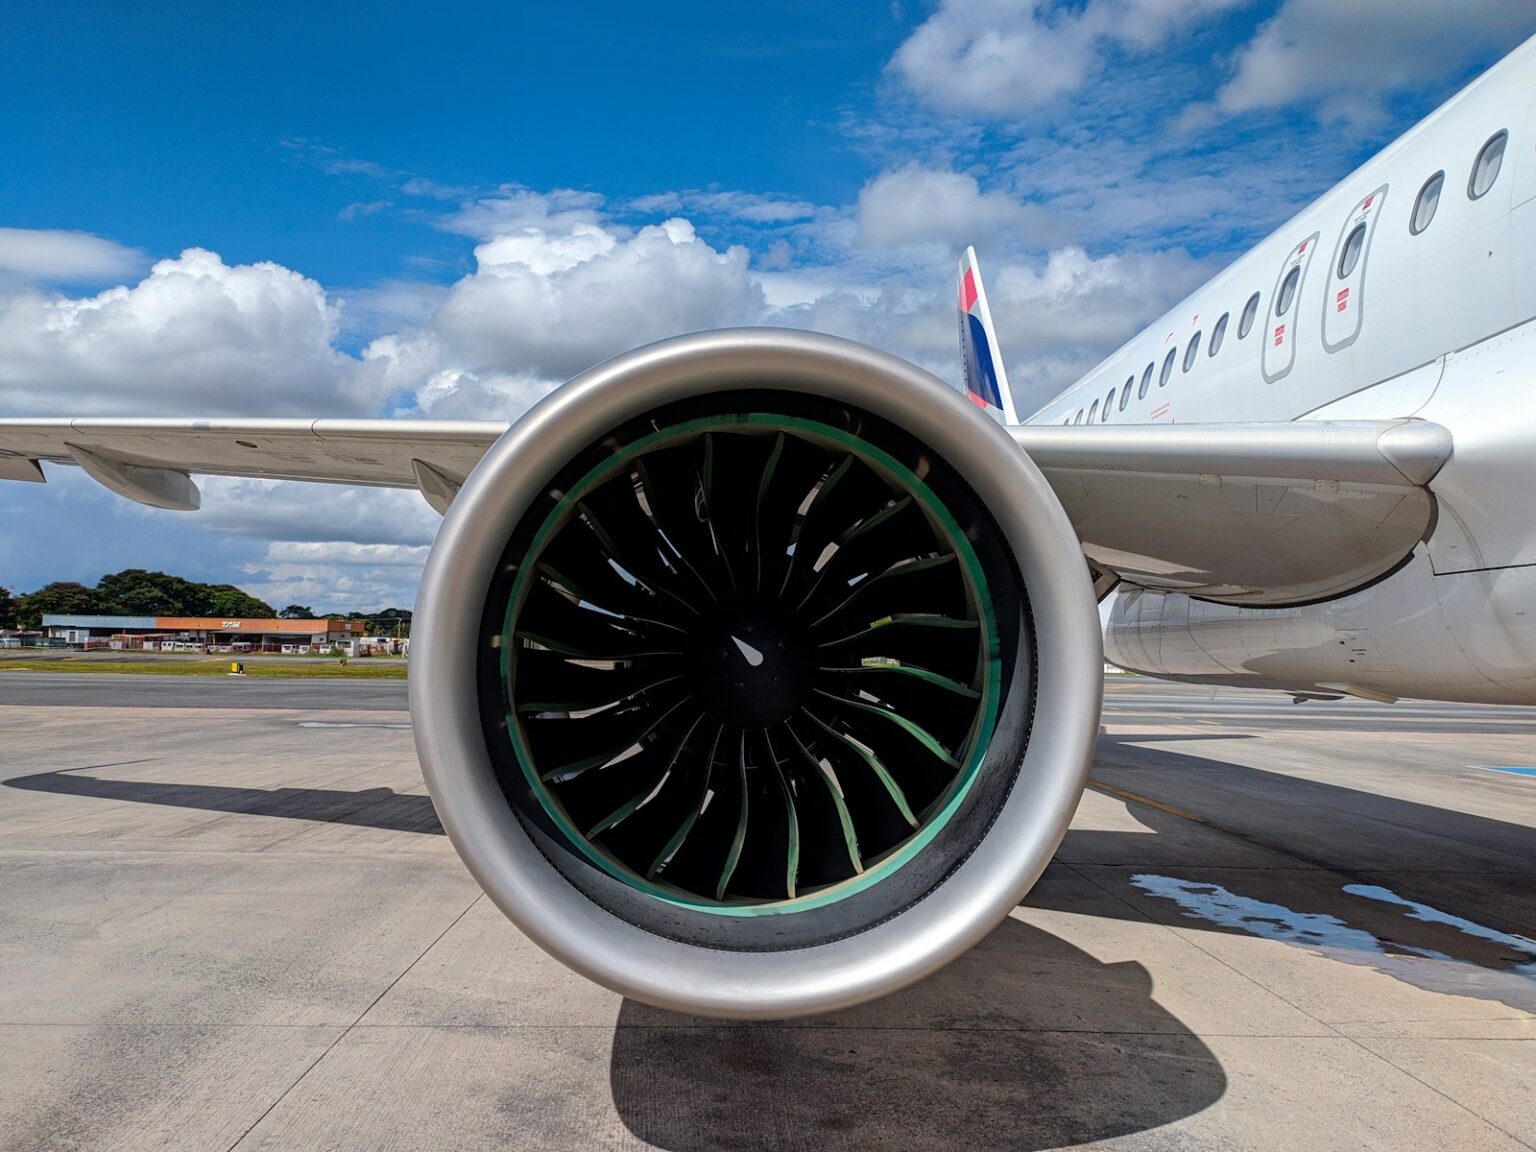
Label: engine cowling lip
xmin=411 ymin=328 xmax=1103 ymax=1018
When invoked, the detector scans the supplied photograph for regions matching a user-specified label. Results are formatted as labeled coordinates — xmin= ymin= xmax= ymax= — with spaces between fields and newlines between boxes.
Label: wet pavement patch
xmin=1130 ymin=873 xmax=1536 ymax=1011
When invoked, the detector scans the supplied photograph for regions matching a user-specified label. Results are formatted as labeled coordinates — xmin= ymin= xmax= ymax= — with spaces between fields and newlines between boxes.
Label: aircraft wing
xmin=0 ymin=417 xmax=508 ymax=514
xmin=0 ymin=413 xmax=1452 ymax=607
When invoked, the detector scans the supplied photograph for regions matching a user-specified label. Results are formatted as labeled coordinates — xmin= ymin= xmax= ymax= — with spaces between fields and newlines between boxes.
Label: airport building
xmin=39 ymin=614 xmax=384 ymax=654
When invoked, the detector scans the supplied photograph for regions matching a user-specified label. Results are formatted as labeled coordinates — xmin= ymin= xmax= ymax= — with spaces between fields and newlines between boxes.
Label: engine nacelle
xmin=411 ymin=329 xmax=1101 ymax=1018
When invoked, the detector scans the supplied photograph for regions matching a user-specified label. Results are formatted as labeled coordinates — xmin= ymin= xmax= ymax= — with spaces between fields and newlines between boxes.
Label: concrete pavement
xmin=0 ymin=676 xmax=1532 ymax=1150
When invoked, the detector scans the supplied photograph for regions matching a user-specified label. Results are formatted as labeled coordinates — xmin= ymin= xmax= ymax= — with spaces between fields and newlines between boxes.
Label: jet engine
xmin=410 ymin=329 xmax=1102 ymax=1018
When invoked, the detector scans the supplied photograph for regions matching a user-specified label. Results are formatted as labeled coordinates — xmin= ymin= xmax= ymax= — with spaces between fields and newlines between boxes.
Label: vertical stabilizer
xmin=957 ymin=246 xmax=1019 ymax=424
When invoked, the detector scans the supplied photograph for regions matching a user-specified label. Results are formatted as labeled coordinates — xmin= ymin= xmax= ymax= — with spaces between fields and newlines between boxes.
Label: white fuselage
xmin=1032 ymin=37 xmax=1536 ymax=705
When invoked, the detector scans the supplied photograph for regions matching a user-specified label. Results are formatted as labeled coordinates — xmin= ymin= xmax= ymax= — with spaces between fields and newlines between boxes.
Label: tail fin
xmin=957 ymin=246 xmax=1018 ymax=423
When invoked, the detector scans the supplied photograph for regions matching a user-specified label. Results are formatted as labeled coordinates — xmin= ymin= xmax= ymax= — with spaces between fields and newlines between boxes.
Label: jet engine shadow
xmin=1 ymin=770 xmax=444 ymax=835
xmin=607 ymin=914 xmax=1227 ymax=1152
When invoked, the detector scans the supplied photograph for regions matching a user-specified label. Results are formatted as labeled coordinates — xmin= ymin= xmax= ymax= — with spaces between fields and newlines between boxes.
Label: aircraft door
xmin=1512 ymin=96 xmax=1536 ymax=317
xmin=1511 ymin=93 xmax=1536 ymax=209
xmin=1322 ymin=186 xmax=1386 ymax=352
xmin=1262 ymin=232 xmax=1320 ymax=384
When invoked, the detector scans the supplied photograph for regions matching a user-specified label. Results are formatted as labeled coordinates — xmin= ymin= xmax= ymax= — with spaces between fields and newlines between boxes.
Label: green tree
xmin=0 ymin=585 xmax=16 ymax=630
xmin=279 ymin=604 xmax=315 ymax=619
xmin=14 ymin=582 xmax=105 ymax=630
xmin=90 ymin=570 xmax=273 ymax=618
xmin=95 ymin=569 xmax=199 ymax=615
xmin=205 ymin=585 xmax=277 ymax=619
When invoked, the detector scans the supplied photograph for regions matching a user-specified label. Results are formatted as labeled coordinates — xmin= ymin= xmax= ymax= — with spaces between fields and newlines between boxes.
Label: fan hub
xmin=683 ymin=597 xmax=817 ymax=728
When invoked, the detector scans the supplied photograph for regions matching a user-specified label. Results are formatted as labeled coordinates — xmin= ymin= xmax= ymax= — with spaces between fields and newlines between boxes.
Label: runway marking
xmin=1476 ymin=766 xmax=1536 ymax=778
xmin=1088 ymin=781 xmax=1217 ymax=830
xmin=298 ymin=721 xmax=412 ymax=730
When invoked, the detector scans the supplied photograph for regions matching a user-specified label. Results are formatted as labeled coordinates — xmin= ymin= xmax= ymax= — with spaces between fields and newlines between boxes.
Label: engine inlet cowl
xmin=411 ymin=329 xmax=1102 ymax=1018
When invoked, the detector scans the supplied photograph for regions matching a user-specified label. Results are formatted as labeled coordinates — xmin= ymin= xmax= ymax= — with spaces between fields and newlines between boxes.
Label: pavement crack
xmin=223 ymin=891 xmax=484 ymax=1151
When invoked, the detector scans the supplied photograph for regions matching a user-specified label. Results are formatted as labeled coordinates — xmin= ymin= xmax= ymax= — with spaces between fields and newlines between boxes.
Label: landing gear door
xmin=1262 ymin=232 xmax=1319 ymax=385
xmin=1322 ymin=186 xmax=1387 ymax=353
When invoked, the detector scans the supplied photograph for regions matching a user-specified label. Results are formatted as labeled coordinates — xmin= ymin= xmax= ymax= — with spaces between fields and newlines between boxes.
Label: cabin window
xmin=1238 ymin=292 xmax=1260 ymax=338
xmin=1469 ymin=131 xmax=1508 ymax=200
xmin=1336 ymin=223 xmax=1367 ymax=279
xmin=1088 ymin=399 xmax=1100 ymax=423
xmin=1411 ymin=171 xmax=1444 ymax=234
xmin=1275 ymin=266 xmax=1301 ymax=316
xmin=1075 ymin=408 xmax=1084 ymax=425
xmin=1062 ymin=417 xmax=1071 ymax=425
xmin=1102 ymin=389 xmax=1114 ymax=420
xmin=1209 ymin=311 xmax=1229 ymax=356
xmin=1183 ymin=331 xmax=1202 ymax=372
xmin=1159 ymin=347 xmax=1176 ymax=387
xmin=1118 ymin=376 xmax=1133 ymax=411
xmin=1138 ymin=362 xmax=1154 ymax=399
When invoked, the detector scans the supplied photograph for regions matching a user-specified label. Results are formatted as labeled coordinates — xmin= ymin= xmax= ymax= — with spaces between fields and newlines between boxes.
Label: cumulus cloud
xmin=991 ymin=245 xmax=1207 ymax=353
xmin=436 ymin=187 xmax=606 ymax=241
xmin=370 ymin=215 xmax=768 ymax=416
xmin=796 ymin=245 xmax=1210 ymax=414
xmin=0 ymin=183 xmax=1214 ymax=603
xmin=238 ymin=542 xmax=430 ymax=612
xmin=197 ymin=478 xmax=439 ymax=547
xmin=856 ymin=165 xmax=1062 ymax=249
xmin=208 ymin=483 xmax=440 ymax=610
xmin=0 ymin=248 xmax=370 ymax=417
xmin=1198 ymin=0 xmax=1536 ymax=126
xmin=888 ymin=0 xmax=1249 ymax=116
xmin=0 ymin=227 xmax=143 ymax=284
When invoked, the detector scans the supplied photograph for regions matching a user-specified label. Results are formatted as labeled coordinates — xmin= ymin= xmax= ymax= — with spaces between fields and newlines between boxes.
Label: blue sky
xmin=2 ymin=0 xmax=1533 ymax=609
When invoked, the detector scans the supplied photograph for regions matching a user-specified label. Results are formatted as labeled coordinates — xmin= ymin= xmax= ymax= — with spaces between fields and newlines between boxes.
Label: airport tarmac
xmin=0 ymin=675 xmax=1532 ymax=1151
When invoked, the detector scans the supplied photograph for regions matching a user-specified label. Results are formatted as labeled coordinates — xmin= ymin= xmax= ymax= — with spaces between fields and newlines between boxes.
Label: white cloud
xmin=371 ymin=215 xmax=768 ymax=416
xmin=262 ymin=541 xmax=432 ymax=567
xmin=991 ymin=245 xmax=1208 ymax=353
xmin=1203 ymin=0 xmax=1536 ymax=126
xmin=198 ymin=478 xmax=439 ymax=547
xmin=0 ymin=185 xmax=1212 ymax=604
xmin=0 ymin=248 xmax=372 ymax=417
xmin=238 ymin=549 xmax=425 ymax=613
xmin=888 ymin=0 xmax=1249 ymax=116
xmin=437 ymin=187 xmax=606 ymax=241
xmin=339 ymin=200 xmax=391 ymax=221
xmin=472 ymin=222 xmax=617 ymax=276
xmin=856 ymin=164 xmax=1062 ymax=249
xmin=631 ymin=190 xmax=820 ymax=224
xmin=206 ymin=483 xmax=439 ymax=610
xmin=0 ymin=227 xmax=143 ymax=284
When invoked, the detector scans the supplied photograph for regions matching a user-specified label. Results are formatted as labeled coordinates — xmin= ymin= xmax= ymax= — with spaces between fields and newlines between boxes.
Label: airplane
xmin=3 ymin=35 xmax=1534 ymax=1022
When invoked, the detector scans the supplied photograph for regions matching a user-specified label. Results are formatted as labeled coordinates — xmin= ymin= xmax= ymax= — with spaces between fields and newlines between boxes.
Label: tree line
xmin=0 ymin=570 xmax=411 ymax=634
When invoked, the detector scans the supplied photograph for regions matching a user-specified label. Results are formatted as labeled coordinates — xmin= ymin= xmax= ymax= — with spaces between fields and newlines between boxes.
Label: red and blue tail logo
xmin=957 ymin=246 xmax=1017 ymax=423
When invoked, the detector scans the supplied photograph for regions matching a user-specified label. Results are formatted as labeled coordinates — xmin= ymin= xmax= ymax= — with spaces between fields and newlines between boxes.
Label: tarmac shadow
xmin=607 ymin=914 xmax=1226 ymax=1152
xmin=2 ymin=770 xmax=444 ymax=835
